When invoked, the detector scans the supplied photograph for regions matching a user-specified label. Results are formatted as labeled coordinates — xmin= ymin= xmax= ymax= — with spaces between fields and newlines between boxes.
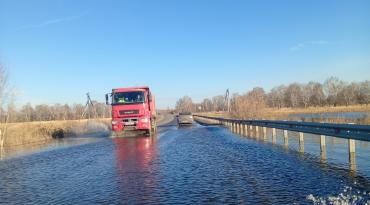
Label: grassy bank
xmin=199 ymin=104 xmax=370 ymax=124
xmin=2 ymin=118 xmax=111 ymax=147
xmin=265 ymin=104 xmax=369 ymax=115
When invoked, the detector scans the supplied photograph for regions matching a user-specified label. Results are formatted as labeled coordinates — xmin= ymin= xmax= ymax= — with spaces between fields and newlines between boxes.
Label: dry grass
xmin=265 ymin=104 xmax=370 ymax=115
xmin=3 ymin=118 xmax=111 ymax=147
xmin=199 ymin=104 xmax=370 ymax=124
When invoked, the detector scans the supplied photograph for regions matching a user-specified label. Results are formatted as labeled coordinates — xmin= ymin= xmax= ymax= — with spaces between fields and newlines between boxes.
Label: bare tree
xmin=358 ymin=81 xmax=370 ymax=106
xmin=284 ymin=83 xmax=302 ymax=108
xmin=212 ymin=95 xmax=225 ymax=112
xmin=0 ymin=63 xmax=9 ymax=149
xmin=201 ymin=98 xmax=213 ymax=112
xmin=230 ymin=87 xmax=266 ymax=119
xmin=339 ymin=83 xmax=359 ymax=106
xmin=20 ymin=103 xmax=34 ymax=122
xmin=268 ymin=85 xmax=286 ymax=108
xmin=72 ymin=104 xmax=85 ymax=120
xmin=310 ymin=82 xmax=325 ymax=106
xmin=324 ymin=77 xmax=345 ymax=106
xmin=175 ymin=96 xmax=195 ymax=112
xmin=7 ymin=93 xmax=17 ymax=122
xmin=301 ymin=83 xmax=313 ymax=108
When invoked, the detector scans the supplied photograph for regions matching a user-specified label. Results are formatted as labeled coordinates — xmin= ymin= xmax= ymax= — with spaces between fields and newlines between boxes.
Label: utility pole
xmin=82 ymin=92 xmax=96 ymax=119
xmin=224 ymin=89 xmax=230 ymax=113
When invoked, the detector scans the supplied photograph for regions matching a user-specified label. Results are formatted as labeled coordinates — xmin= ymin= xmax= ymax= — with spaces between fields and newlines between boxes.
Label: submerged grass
xmin=2 ymin=118 xmax=111 ymax=147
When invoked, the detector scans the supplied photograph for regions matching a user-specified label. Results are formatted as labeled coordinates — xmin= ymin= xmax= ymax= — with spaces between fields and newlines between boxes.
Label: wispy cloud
xmin=290 ymin=40 xmax=329 ymax=51
xmin=17 ymin=11 xmax=88 ymax=31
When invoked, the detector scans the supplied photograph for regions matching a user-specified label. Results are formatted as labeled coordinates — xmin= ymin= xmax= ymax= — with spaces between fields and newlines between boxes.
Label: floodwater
xmin=0 ymin=123 xmax=369 ymax=204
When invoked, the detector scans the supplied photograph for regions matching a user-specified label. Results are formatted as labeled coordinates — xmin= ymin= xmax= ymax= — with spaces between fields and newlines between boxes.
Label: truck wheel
xmin=152 ymin=120 xmax=157 ymax=133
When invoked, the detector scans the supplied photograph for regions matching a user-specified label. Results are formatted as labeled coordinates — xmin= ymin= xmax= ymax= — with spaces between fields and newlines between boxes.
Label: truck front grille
xmin=119 ymin=110 xmax=139 ymax=115
xmin=122 ymin=118 xmax=138 ymax=126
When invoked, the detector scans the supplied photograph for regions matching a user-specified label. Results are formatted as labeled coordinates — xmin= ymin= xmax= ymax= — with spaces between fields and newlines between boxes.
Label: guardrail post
xmin=244 ymin=124 xmax=248 ymax=137
xmin=240 ymin=123 xmax=244 ymax=136
xmin=255 ymin=126 xmax=259 ymax=139
xmin=320 ymin=135 xmax=326 ymax=152
xmin=348 ymin=139 xmax=355 ymax=154
xmin=250 ymin=125 xmax=254 ymax=138
xmin=263 ymin=127 xmax=267 ymax=141
xmin=272 ymin=128 xmax=276 ymax=144
xmin=299 ymin=132 xmax=304 ymax=152
xmin=320 ymin=135 xmax=326 ymax=161
xmin=283 ymin=130 xmax=288 ymax=147
xmin=237 ymin=123 xmax=241 ymax=135
xmin=348 ymin=139 xmax=356 ymax=171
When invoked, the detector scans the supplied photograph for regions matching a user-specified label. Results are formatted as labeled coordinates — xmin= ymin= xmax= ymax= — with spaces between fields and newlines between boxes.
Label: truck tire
xmin=152 ymin=119 xmax=157 ymax=133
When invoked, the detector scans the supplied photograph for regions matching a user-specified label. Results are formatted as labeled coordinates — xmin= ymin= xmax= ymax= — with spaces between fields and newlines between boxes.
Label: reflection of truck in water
xmin=106 ymin=86 xmax=157 ymax=135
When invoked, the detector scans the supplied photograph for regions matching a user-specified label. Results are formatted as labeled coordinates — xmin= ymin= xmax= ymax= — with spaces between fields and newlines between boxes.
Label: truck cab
xmin=106 ymin=86 xmax=156 ymax=135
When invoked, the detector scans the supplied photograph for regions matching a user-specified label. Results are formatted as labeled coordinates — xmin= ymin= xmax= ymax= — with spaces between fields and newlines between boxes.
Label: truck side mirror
xmin=105 ymin=94 xmax=109 ymax=105
xmin=148 ymin=92 xmax=152 ymax=102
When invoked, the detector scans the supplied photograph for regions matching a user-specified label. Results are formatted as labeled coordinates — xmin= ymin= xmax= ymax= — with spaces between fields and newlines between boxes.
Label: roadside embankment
xmin=156 ymin=113 xmax=175 ymax=126
xmin=3 ymin=118 xmax=111 ymax=147
xmin=194 ymin=116 xmax=221 ymax=126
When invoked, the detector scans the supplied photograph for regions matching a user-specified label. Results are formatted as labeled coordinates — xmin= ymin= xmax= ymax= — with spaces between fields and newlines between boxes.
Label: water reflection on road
xmin=114 ymin=136 xmax=159 ymax=204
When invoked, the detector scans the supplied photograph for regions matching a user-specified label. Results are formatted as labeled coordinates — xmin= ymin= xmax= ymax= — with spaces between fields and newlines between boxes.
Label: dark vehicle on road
xmin=177 ymin=112 xmax=194 ymax=125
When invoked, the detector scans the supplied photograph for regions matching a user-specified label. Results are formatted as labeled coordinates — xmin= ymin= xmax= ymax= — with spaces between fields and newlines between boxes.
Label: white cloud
xmin=17 ymin=11 xmax=88 ymax=31
xmin=290 ymin=40 xmax=329 ymax=51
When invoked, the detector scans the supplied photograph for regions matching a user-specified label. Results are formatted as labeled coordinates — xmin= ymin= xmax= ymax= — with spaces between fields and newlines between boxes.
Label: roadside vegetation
xmin=176 ymin=77 xmax=370 ymax=124
xmin=0 ymin=62 xmax=111 ymax=149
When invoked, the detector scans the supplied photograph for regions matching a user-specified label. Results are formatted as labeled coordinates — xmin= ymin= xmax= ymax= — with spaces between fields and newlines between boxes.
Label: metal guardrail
xmin=194 ymin=115 xmax=370 ymax=142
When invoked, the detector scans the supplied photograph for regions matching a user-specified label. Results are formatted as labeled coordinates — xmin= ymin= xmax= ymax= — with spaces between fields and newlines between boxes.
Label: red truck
xmin=106 ymin=86 xmax=157 ymax=135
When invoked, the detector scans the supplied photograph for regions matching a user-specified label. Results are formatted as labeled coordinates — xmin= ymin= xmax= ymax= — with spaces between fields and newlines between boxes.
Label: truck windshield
xmin=112 ymin=91 xmax=145 ymax=105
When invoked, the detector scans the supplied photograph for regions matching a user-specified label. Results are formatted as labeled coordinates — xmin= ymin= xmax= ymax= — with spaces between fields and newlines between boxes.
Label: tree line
xmin=3 ymin=102 xmax=111 ymax=123
xmin=175 ymin=77 xmax=370 ymax=118
xmin=0 ymin=63 xmax=111 ymax=123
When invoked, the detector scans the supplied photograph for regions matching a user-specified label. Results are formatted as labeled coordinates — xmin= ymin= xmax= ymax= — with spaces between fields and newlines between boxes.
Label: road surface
xmin=0 ymin=117 xmax=369 ymax=204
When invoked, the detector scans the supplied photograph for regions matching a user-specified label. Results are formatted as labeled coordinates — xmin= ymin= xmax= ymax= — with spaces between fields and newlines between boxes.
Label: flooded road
xmin=0 ymin=122 xmax=370 ymax=204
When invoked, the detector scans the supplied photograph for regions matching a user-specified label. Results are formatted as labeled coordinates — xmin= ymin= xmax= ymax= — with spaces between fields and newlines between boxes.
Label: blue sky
xmin=0 ymin=0 xmax=369 ymax=109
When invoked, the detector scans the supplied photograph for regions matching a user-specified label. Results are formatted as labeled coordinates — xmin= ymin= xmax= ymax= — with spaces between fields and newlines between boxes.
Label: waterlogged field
xmin=0 ymin=123 xmax=369 ymax=204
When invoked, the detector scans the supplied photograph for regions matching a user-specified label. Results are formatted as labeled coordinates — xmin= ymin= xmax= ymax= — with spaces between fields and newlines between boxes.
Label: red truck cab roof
xmin=112 ymin=86 xmax=150 ymax=92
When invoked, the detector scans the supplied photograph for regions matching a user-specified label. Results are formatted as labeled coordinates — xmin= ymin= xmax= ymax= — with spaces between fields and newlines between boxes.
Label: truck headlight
xmin=112 ymin=120 xmax=119 ymax=125
xmin=140 ymin=118 xmax=149 ymax=123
